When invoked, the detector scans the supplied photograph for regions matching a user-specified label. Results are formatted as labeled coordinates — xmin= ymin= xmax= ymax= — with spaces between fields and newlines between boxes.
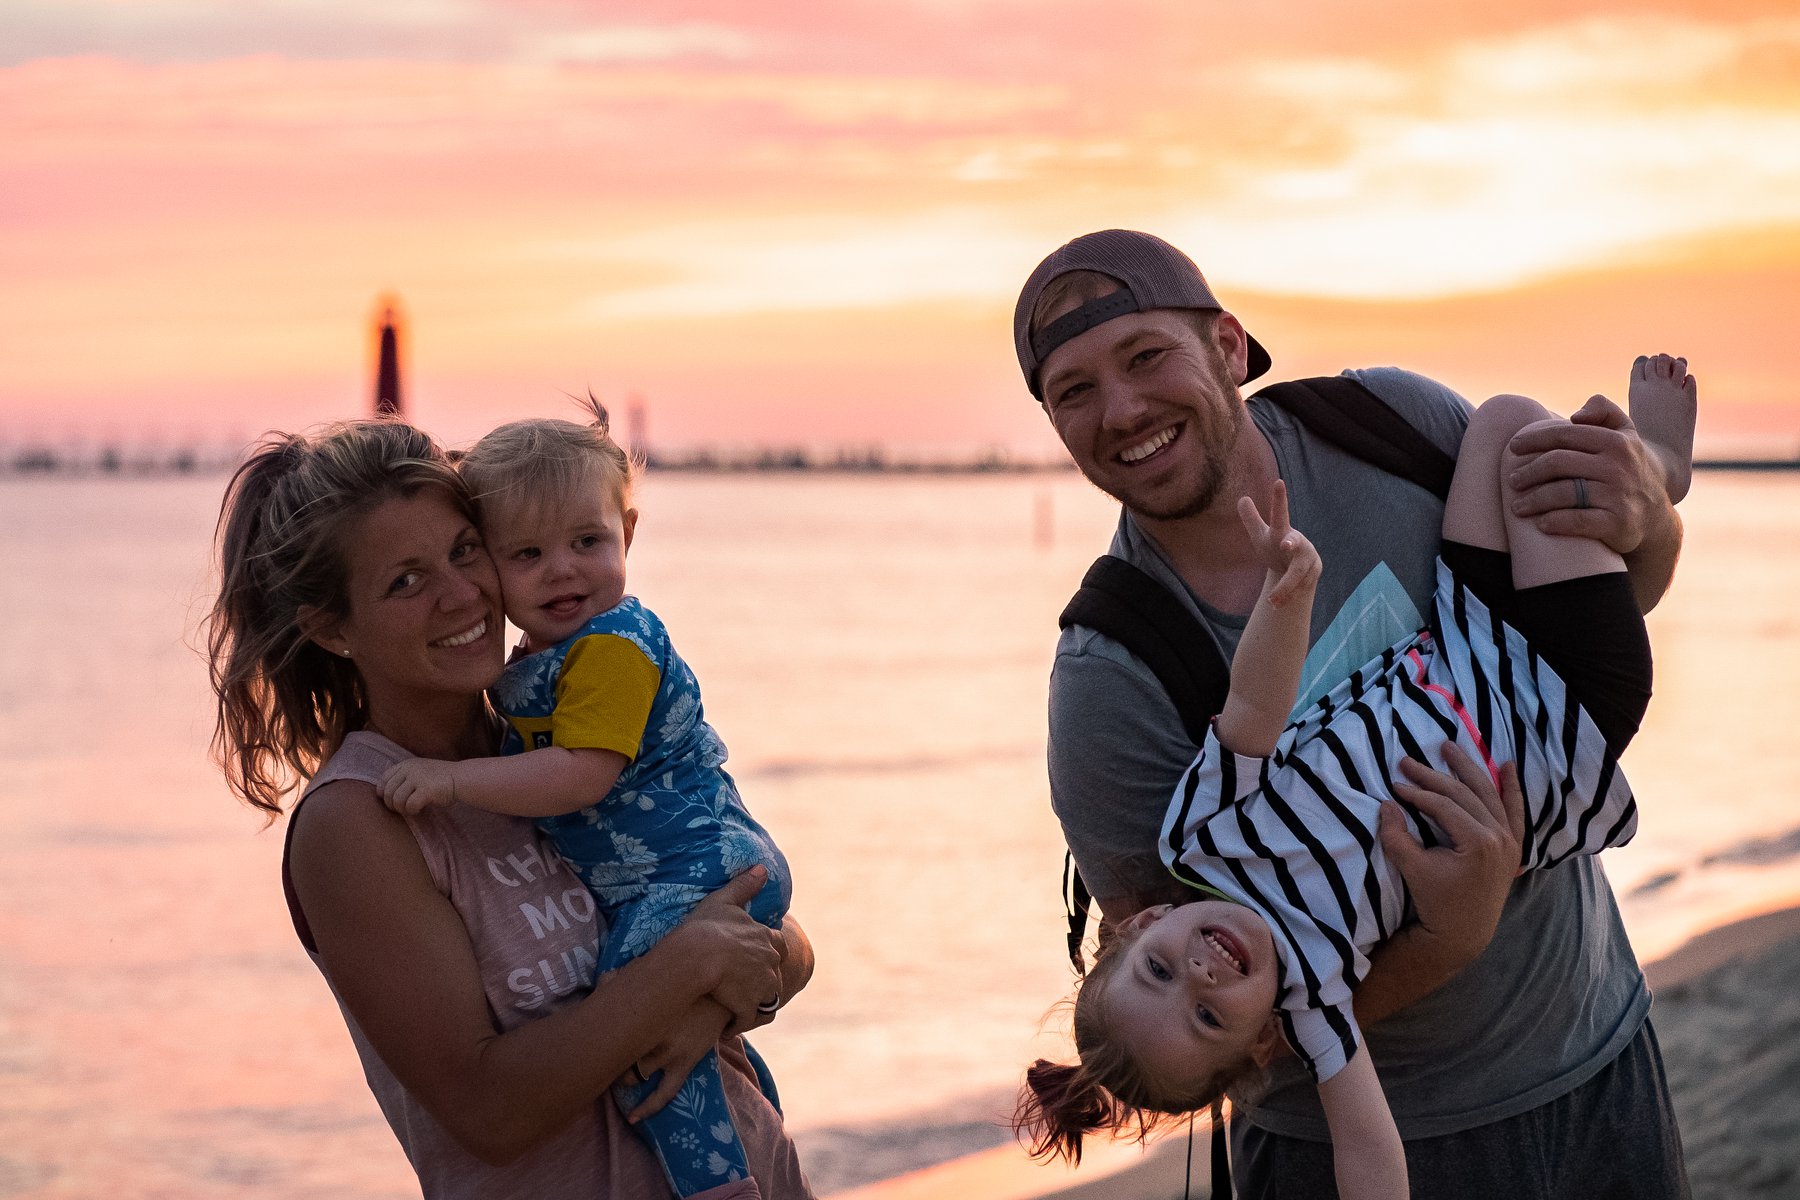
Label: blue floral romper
xmin=492 ymin=596 xmax=791 ymax=1197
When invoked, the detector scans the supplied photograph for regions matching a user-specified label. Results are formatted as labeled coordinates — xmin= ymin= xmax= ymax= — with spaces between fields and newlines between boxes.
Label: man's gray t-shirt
xmin=1046 ymin=367 xmax=1649 ymax=1140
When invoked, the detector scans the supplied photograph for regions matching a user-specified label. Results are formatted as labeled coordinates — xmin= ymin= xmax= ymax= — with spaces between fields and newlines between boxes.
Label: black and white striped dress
xmin=1159 ymin=558 xmax=1638 ymax=1083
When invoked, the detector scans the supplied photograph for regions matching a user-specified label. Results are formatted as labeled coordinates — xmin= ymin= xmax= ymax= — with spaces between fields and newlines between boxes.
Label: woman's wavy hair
xmin=206 ymin=419 xmax=470 ymax=820
xmin=1012 ymin=918 xmax=1261 ymax=1165
xmin=457 ymin=392 xmax=639 ymax=526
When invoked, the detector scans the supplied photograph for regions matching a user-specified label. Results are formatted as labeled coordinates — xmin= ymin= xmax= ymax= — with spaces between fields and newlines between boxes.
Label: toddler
xmin=379 ymin=403 xmax=792 ymax=1200
xmin=1018 ymin=356 xmax=1696 ymax=1200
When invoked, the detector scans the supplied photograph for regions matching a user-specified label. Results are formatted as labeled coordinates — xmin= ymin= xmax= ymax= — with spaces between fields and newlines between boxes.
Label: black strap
xmin=1211 ymin=1099 xmax=1231 ymax=1199
xmin=1060 ymin=555 xmax=1229 ymax=745
xmin=1257 ymin=374 xmax=1456 ymax=501
xmin=1061 ymin=849 xmax=1094 ymax=971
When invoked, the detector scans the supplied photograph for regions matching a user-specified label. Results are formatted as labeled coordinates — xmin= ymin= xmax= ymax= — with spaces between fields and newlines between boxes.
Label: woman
xmin=207 ymin=419 xmax=813 ymax=1199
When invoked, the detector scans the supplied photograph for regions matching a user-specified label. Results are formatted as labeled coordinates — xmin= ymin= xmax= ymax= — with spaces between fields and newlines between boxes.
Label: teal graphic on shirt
xmin=1292 ymin=562 xmax=1425 ymax=719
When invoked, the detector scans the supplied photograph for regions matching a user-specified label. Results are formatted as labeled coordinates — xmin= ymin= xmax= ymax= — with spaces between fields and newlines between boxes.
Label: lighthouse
xmin=374 ymin=301 xmax=403 ymax=417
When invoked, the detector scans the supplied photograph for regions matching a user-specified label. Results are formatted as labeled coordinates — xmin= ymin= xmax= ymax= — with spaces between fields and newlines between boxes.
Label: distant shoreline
xmin=1690 ymin=458 xmax=1800 ymax=472
xmin=5 ymin=456 xmax=1796 ymax=479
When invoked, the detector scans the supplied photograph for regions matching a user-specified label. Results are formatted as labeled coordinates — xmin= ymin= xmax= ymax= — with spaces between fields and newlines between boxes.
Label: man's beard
xmin=1100 ymin=401 xmax=1245 ymax=522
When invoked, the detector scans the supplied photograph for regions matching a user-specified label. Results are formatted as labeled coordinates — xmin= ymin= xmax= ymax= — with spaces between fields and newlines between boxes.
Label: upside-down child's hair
xmin=457 ymin=391 xmax=639 ymax=522
xmin=1012 ymin=919 xmax=1263 ymax=1165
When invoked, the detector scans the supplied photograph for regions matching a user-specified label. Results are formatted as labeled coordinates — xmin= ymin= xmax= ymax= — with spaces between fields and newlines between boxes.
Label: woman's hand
xmin=623 ymin=999 xmax=734 ymax=1123
xmin=1378 ymin=744 xmax=1526 ymax=974
xmin=623 ymin=915 xmax=812 ymax=1121
xmin=674 ymin=867 xmax=784 ymax=1034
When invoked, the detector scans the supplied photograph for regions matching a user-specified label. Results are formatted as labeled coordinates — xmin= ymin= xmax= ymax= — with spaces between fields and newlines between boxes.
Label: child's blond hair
xmin=458 ymin=393 xmax=638 ymax=523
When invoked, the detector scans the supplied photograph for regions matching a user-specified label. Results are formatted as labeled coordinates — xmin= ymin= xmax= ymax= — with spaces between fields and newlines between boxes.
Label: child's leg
xmin=602 ymin=893 xmax=758 ymax=1198
xmin=1442 ymin=393 xmax=1626 ymax=587
xmin=1443 ymin=394 xmax=1649 ymax=756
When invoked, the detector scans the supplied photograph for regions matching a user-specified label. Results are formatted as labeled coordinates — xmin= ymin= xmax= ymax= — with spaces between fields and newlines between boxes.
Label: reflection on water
xmin=1 ymin=471 xmax=1797 ymax=1197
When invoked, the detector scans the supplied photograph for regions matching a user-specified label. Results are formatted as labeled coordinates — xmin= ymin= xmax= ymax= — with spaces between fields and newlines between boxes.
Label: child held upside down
xmin=1017 ymin=355 xmax=1696 ymax=1200
xmin=378 ymin=403 xmax=793 ymax=1200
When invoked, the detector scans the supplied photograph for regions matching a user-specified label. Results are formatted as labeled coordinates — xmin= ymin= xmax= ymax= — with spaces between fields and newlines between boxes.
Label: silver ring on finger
xmin=1572 ymin=477 xmax=1590 ymax=510
xmin=756 ymin=997 xmax=781 ymax=1014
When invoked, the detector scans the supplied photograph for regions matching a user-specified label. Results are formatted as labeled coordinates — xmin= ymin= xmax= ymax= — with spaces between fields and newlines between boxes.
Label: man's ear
xmin=622 ymin=507 xmax=639 ymax=555
xmin=1214 ymin=312 xmax=1252 ymax=387
xmin=1249 ymin=1012 xmax=1286 ymax=1069
xmin=298 ymin=604 xmax=349 ymax=659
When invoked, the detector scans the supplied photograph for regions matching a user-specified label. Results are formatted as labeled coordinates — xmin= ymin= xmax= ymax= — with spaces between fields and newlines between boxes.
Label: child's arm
xmin=1317 ymin=1048 xmax=1407 ymax=1200
xmin=1215 ymin=480 xmax=1322 ymax=758
xmin=380 ymin=747 xmax=628 ymax=818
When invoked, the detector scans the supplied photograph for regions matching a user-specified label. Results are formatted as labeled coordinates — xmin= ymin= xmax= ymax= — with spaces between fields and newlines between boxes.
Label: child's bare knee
xmin=1473 ymin=393 xmax=1557 ymax=439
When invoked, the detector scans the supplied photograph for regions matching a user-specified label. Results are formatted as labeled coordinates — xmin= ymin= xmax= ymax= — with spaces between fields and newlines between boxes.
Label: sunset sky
xmin=3 ymin=0 xmax=1797 ymax=458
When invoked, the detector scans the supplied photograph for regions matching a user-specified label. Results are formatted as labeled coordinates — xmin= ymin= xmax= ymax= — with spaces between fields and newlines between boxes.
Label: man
xmin=1018 ymin=229 xmax=1688 ymax=1195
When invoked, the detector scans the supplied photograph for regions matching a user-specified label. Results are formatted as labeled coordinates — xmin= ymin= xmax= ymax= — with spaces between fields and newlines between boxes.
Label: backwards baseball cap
xmin=1013 ymin=229 xmax=1272 ymax=399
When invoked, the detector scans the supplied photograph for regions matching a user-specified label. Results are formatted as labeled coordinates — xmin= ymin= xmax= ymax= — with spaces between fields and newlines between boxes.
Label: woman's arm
xmin=1216 ymin=483 xmax=1321 ymax=758
xmin=624 ymin=917 xmax=816 ymax=1122
xmin=290 ymin=780 xmax=782 ymax=1166
xmin=1317 ymin=1049 xmax=1407 ymax=1200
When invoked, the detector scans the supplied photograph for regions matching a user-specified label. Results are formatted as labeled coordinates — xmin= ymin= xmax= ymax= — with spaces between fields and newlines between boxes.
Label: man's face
xmin=1037 ymin=303 xmax=1250 ymax=521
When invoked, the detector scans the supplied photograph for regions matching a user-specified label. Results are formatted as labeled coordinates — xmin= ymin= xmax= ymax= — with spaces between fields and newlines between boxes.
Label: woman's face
xmin=326 ymin=489 xmax=505 ymax=706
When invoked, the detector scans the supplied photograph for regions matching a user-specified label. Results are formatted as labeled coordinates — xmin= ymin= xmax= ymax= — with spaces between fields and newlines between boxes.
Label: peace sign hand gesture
xmin=1237 ymin=480 xmax=1321 ymax=609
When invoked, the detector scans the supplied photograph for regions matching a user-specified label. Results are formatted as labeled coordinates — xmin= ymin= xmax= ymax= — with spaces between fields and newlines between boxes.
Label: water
xmin=3 ymin=471 xmax=1798 ymax=1197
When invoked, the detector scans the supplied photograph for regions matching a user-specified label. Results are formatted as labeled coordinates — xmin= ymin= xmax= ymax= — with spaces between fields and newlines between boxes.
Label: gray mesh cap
xmin=1013 ymin=229 xmax=1272 ymax=399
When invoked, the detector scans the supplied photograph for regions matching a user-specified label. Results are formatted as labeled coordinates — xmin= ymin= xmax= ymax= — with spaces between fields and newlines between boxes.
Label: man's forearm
xmin=1625 ymin=502 xmax=1682 ymax=614
xmin=1351 ymin=921 xmax=1476 ymax=1028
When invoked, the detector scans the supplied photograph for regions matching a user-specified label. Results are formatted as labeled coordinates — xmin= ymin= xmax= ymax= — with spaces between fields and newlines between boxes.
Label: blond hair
xmin=458 ymin=393 xmax=638 ymax=527
xmin=206 ymin=420 xmax=469 ymax=820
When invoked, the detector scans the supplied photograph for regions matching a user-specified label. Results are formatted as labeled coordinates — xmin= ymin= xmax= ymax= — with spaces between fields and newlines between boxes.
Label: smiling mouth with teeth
xmin=431 ymin=619 xmax=487 ymax=649
xmin=1119 ymin=425 xmax=1178 ymax=464
xmin=1203 ymin=928 xmax=1245 ymax=974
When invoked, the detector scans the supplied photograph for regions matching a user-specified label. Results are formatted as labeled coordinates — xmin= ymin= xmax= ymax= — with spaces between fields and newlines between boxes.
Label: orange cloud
xmin=2 ymin=9 xmax=1797 ymax=453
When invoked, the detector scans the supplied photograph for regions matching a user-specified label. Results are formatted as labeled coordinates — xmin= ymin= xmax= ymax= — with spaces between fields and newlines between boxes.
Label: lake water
xmin=3 ymin=470 xmax=1798 ymax=1197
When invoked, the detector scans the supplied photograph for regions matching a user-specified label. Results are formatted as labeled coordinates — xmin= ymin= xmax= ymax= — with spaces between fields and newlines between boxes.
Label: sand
xmin=830 ymin=905 xmax=1800 ymax=1199
xmin=1646 ymin=907 xmax=1800 ymax=1198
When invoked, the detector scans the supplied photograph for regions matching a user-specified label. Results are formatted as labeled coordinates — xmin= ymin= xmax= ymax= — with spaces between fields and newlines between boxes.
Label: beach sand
xmin=830 ymin=905 xmax=1800 ymax=1199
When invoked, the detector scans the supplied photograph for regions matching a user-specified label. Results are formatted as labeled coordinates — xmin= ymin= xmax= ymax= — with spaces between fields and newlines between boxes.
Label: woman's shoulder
xmin=302 ymin=731 xmax=412 ymax=799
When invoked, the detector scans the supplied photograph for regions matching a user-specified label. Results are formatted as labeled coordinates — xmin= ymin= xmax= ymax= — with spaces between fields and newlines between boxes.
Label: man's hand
xmin=1506 ymin=393 xmax=1671 ymax=557
xmin=1378 ymin=745 xmax=1525 ymax=977
xmin=378 ymin=758 xmax=460 ymax=815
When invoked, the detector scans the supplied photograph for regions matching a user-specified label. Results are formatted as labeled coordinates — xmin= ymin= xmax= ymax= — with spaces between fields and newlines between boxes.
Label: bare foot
xmin=1629 ymin=354 xmax=1696 ymax=503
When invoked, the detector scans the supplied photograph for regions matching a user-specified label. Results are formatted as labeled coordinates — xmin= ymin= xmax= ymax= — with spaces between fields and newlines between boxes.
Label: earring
xmin=341 ymin=649 xmax=352 ymax=657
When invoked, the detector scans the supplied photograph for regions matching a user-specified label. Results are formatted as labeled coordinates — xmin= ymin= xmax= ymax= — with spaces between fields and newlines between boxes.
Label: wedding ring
xmin=1572 ymin=477 xmax=1590 ymax=510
